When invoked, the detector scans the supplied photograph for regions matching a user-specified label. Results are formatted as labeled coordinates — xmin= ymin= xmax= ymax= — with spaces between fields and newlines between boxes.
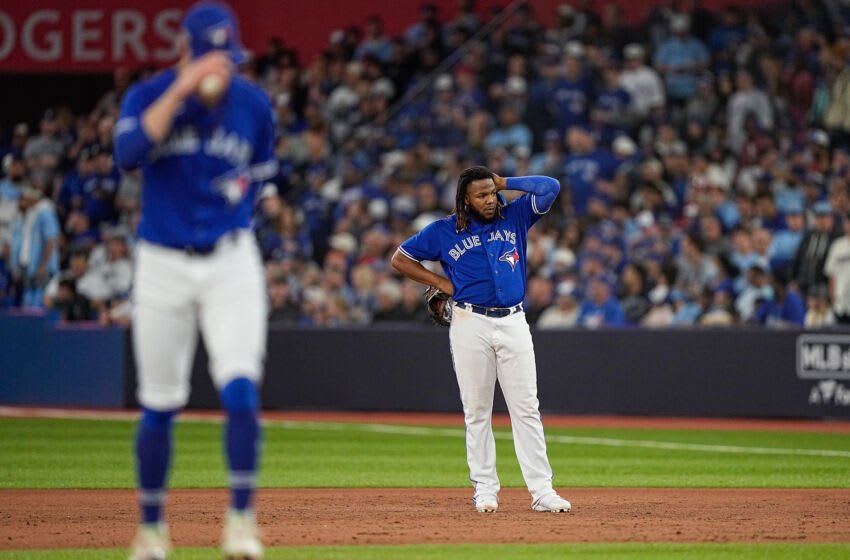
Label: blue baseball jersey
xmin=563 ymin=149 xmax=619 ymax=216
xmin=399 ymin=176 xmax=559 ymax=308
xmin=114 ymin=69 xmax=277 ymax=249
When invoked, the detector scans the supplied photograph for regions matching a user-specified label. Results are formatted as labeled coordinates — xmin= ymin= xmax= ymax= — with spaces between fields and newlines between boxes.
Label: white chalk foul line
xmin=2 ymin=407 xmax=849 ymax=459
xmin=272 ymin=421 xmax=850 ymax=459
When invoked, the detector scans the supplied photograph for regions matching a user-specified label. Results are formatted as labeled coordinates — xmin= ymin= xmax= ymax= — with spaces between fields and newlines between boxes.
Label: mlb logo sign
xmin=796 ymin=334 xmax=850 ymax=380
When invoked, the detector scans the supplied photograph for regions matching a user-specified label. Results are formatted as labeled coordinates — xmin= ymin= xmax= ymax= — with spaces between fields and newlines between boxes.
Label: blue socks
xmin=220 ymin=377 xmax=261 ymax=512
xmin=134 ymin=377 xmax=259 ymax=524
xmin=135 ymin=408 xmax=176 ymax=525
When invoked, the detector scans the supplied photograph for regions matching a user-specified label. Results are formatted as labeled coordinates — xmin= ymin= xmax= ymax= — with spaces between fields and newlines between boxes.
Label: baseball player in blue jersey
xmin=114 ymin=3 xmax=275 ymax=559
xmin=391 ymin=166 xmax=571 ymax=514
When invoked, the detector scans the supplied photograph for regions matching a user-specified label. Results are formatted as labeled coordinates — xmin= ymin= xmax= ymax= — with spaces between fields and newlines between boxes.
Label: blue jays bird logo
xmin=499 ymin=248 xmax=520 ymax=271
xmin=214 ymin=170 xmax=251 ymax=205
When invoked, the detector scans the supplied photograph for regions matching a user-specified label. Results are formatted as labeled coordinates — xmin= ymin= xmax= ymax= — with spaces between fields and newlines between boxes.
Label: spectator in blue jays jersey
xmin=549 ymin=42 xmax=593 ymax=133
xmin=591 ymin=63 xmax=633 ymax=145
xmin=577 ymin=275 xmax=626 ymax=328
xmin=562 ymin=126 xmax=619 ymax=216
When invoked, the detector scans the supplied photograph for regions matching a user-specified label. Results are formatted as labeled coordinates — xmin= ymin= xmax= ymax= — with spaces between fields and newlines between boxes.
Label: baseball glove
xmin=424 ymin=286 xmax=453 ymax=327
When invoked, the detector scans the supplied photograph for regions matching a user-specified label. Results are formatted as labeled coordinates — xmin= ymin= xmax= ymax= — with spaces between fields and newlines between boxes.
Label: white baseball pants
xmin=132 ymin=230 xmax=267 ymax=411
xmin=449 ymin=304 xmax=555 ymax=502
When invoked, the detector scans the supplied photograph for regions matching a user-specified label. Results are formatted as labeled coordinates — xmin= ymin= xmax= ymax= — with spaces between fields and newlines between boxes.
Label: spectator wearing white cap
xmin=620 ymin=43 xmax=666 ymax=118
xmin=537 ymin=280 xmax=580 ymax=329
xmin=726 ymin=69 xmax=774 ymax=153
xmin=546 ymin=3 xmax=587 ymax=46
xmin=428 ymin=73 xmax=467 ymax=150
xmin=653 ymin=15 xmax=709 ymax=107
xmin=23 ymin=110 xmax=66 ymax=173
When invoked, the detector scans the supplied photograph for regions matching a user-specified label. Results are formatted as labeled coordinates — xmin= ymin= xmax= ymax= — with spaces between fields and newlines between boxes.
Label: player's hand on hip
xmin=173 ymin=52 xmax=234 ymax=100
xmin=438 ymin=278 xmax=454 ymax=297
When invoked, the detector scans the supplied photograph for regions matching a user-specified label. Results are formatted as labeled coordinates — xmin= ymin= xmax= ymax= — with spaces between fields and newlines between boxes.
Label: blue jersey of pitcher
xmin=400 ymin=194 xmax=548 ymax=308
xmin=114 ymin=69 xmax=276 ymax=249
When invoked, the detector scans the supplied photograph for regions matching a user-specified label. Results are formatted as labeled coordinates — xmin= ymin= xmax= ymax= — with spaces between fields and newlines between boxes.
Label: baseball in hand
xmin=198 ymin=73 xmax=225 ymax=103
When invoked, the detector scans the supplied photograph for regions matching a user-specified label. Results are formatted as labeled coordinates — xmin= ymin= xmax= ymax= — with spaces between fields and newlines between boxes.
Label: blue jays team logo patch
xmin=214 ymin=171 xmax=251 ymax=205
xmin=499 ymin=248 xmax=520 ymax=271
xmin=208 ymin=25 xmax=231 ymax=47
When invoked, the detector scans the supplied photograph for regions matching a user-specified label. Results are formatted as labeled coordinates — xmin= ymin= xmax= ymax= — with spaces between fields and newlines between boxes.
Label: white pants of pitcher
xmin=132 ymin=230 xmax=268 ymax=411
xmin=449 ymin=304 xmax=556 ymax=502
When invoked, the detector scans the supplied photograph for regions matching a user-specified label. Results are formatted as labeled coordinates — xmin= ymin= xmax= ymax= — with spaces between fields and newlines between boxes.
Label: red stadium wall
xmin=0 ymin=0 xmax=782 ymax=73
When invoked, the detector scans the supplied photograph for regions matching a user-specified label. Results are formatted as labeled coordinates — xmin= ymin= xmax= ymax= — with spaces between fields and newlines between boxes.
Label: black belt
xmin=157 ymin=231 xmax=239 ymax=256
xmin=458 ymin=302 xmax=523 ymax=318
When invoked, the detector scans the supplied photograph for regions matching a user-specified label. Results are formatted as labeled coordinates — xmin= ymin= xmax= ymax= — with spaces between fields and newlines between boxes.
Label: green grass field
xmin=1 ymin=415 xmax=849 ymax=559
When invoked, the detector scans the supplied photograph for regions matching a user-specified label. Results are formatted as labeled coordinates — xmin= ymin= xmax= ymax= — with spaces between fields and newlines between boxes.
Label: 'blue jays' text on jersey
xmin=114 ymin=69 xmax=277 ymax=250
xmin=399 ymin=176 xmax=559 ymax=308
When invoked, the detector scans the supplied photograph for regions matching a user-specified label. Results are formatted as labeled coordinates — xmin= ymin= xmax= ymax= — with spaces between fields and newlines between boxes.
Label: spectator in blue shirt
xmin=653 ymin=15 xmax=709 ymax=106
xmin=484 ymin=104 xmax=532 ymax=152
xmin=592 ymin=63 xmax=634 ymax=145
xmin=10 ymin=185 xmax=59 ymax=307
xmin=578 ymin=276 xmax=626 ymax=328
xmin=769 ymin=202 xmax=806 ymax=272
xmin=355 ymin=16 xmax=393 ymax=63
xmin=563 ymin=126 xmax=619 ymax=216
xmin=754 ymin=271 xmax=806 ymax=327
xmin=549 ymin=43 xmax=594 ymax=133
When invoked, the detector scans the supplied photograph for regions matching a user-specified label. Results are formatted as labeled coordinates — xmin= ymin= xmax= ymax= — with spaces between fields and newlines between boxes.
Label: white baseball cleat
xmin=222 ymin=509 xmax=263 ymax=559
xmin=128 ymin=523 xmax=171 ymax=560
xmin=532 ymin=493 xmax=572 ymax=513
xmin=474 ymin=494 xmax=499 ymax=513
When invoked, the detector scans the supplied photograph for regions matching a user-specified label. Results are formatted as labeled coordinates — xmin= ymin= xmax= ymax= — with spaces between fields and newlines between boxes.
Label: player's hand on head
xmin=174 ymin=51 xmax=234 ymax=100
xmin=493 ymin=175 xmax=508 ymax=191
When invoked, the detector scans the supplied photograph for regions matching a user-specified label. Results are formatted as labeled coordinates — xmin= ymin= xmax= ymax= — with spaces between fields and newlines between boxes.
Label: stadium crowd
xmin=3 ymin=0 xmax=850 ymax=329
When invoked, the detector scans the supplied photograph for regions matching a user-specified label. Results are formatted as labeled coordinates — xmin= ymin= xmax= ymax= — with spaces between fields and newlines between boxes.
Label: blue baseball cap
xmin=784 ymin=200 xmax=804 ymax=215
xmin=813 ymin=200 xmax=833 ymax=215
xmin=183 ymin=2 xmax=244 ymax=64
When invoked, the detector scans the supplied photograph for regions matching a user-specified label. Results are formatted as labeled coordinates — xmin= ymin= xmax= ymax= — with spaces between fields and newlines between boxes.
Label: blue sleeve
xmin=694 ymin=40 xmax=709 ymax=64
xmin=506 ymin=175 xmax=560 ymax=215
xmin=606 ymin=300 xmax=626 ymax=326
xmin=399 ymin=221 xmax=442 ymax=262
xmin=653 ymin=44 xmax=669 ymax=67
xmin=785 ymin=293 xmax=806 ymax=325
xmin=251 ymin=92 xmax=276 ymax=167
xmin=246 ymin=90 xmax=279 ymax=200
xmin=113 ymin=84 xmax=155 ymax=171
xmin=754 ymin=301 xmax=769 ymax=324
xmin=603 ymin=153 xmax=620 ymax=180
xmin=39 ymin=208 xmax=60 ymax=240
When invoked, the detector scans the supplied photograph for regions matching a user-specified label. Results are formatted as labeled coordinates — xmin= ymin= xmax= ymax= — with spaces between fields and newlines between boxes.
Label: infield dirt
xmin=2 ymin=487 xmax=850 ymax=549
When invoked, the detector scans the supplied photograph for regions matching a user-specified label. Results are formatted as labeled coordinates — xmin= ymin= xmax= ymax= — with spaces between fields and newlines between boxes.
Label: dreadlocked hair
xmin=454 ymin=165 xmax=503 ymax=232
